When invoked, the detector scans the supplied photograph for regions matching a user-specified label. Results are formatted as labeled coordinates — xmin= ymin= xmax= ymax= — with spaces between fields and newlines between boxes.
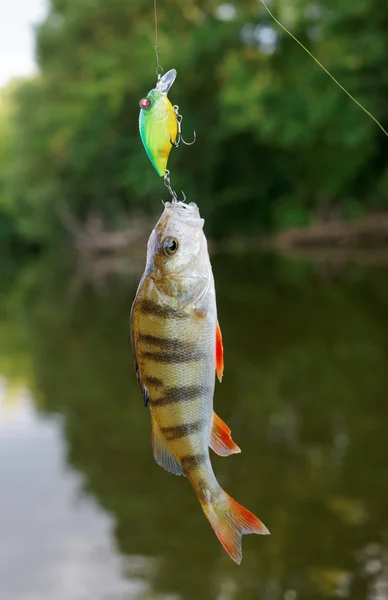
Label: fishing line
xmin=260 ymin=0 xmax=388 ymax=137
xmin=153 ymin=0 xmax=163 ymax=77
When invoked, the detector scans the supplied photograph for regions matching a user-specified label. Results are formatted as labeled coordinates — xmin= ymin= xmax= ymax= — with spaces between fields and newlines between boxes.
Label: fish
xmin=130 ymin=200 xmax=269 ymax=564
xmin=139 ymin=69 xmax=178 ymax=177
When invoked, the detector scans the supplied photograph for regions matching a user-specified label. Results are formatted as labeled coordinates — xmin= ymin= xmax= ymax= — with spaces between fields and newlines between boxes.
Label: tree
xmin=2 ymin=0 xmax=388 ymax=243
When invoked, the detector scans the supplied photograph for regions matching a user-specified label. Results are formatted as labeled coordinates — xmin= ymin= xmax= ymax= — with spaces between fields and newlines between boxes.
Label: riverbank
xmin=210 ymin=213 xmax=388 ymax=264
xmin=53 ymin=210 xmax=388 ymax=275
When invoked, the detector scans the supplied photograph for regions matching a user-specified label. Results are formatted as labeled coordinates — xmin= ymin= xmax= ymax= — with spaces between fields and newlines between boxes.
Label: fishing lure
xmin=139 ymin=69 xmax=196 ymax=177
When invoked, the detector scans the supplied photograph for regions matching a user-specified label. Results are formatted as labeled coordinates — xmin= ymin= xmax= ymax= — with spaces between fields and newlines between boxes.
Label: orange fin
xmin=210 ymin=412 xmax=241 ymax=456
xmin=216 ymin=320 xmax=224 ymax=382
xmin=202 ymin=490 xmax=269 ymax=564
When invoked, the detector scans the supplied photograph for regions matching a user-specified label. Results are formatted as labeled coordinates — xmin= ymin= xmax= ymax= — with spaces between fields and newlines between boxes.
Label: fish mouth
xmin=162 ymin=200 xmax=204 ymax=228
xmin=155 ymin=69 xmax=177 ymax=95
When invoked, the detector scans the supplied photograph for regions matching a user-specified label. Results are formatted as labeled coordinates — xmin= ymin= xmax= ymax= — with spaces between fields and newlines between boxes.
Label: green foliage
xmin=1 ymin=0 xmax=388 ymax=242
xmin=0 ymin=87 xmax=16 ymax=243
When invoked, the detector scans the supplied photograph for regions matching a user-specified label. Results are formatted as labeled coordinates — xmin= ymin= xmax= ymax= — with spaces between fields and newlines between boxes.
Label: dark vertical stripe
xmin=151 ymin=385 xmax=205 ymax=407
xmin=144 ymin=376 xmax=163 ymax=388
xmin=182 ymin=454 xmax=207 ymax=470
xmin=139 ymin=299 xmax=188 ymax=319
xmin=160 ymin=420 xmax=203 ymax=441
xmin=141 ymin=350 xmax=204 ymax=364
xmin=139 ymin=334 xmax=196 ymax=354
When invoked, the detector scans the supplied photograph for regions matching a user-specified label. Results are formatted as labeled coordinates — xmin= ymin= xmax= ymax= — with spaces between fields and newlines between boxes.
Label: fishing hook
xmin=170 ymin=105 xmax=196 ymax=147
xmin=163 ymin=170 xmax=186 ymax=203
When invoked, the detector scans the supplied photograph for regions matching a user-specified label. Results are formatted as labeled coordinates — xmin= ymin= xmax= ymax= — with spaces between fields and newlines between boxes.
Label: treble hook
xmin=170 ymin=105 xmax=196 ymax=147
xmin=163 ymin=170 xmax=186 ymax=203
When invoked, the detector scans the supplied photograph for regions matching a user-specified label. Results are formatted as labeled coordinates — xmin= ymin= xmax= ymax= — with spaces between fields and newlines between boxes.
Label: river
xmin=0 ymin=251 xmax=387 ymax=600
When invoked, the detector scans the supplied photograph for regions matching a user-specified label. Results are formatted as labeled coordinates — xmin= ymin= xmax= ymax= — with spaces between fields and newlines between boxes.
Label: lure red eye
xmin=140 ymin=97 xmax=152 ymax=109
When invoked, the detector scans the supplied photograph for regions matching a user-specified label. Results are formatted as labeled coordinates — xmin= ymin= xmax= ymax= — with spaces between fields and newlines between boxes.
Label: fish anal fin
xmin=210 ymin=412 xmax=241 ymax=457
xmin=216 ymin=321 xmax=224 ymax=382
xmin=151 ymin=420 xmax=186 ymax=476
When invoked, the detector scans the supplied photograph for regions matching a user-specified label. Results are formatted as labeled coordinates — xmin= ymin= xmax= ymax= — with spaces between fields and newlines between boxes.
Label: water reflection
xmin=0 ymin=381 xmax=152 ymax=600
xmin=0 ymin=253 xmax=387 ymax=600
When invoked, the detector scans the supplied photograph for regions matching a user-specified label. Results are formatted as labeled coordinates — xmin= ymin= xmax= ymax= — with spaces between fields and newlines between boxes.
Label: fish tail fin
xmin=201 ymin=488 xmax=269 ymax=564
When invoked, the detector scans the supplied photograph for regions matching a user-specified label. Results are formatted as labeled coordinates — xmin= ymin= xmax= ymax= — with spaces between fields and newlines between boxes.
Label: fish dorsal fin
xmin=151 ymin=420 xmax=186 ymax=476
xmin=216 ymin=320 xmax=224 ymax=383
xmin=210 ymin=412 xmax=241 ymax=457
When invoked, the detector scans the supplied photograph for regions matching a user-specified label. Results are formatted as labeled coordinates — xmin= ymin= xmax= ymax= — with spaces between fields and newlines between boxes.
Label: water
xmin=1 ymin=252 xmax=388 ymax=600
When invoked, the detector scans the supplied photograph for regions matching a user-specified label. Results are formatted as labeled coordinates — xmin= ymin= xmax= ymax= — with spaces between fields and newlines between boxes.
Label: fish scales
xmin=135 ymin=280 xmax=214 ymax=459
xmin=130 ymin=200 xmax=269 ymax=564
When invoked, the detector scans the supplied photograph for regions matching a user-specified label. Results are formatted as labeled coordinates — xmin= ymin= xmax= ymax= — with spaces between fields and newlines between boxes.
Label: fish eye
xmin=139 ymin=97 xmax=152 ymax=109
xmin=163 ymin=237 xmax=179 ymax=256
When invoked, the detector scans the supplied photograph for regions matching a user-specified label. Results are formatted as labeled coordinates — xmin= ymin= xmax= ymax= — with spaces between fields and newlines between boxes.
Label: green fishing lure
xmin=139 ymin=69 xmax=195 ymax=177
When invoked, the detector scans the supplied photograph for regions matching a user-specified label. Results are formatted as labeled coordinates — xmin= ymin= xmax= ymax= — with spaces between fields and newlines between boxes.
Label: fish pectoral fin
xmin=142 ymin=385 xmax=149 ymax=408
xmin=130 ymin=295 xmax=150 ymax=408
xmin=210 ymin=412 xmax=241 ymax=457
xmin=216 ymin=320 xmax=224 ymax=383
xmin=152 ymin=420 xmax=186 ymax=476
xmin=134 ymin=363 xmax=149 ymax=407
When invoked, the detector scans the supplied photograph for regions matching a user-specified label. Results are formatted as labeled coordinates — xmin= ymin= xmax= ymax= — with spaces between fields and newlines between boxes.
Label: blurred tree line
xmin=0 ymin=0 xmax=388 ymax=246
